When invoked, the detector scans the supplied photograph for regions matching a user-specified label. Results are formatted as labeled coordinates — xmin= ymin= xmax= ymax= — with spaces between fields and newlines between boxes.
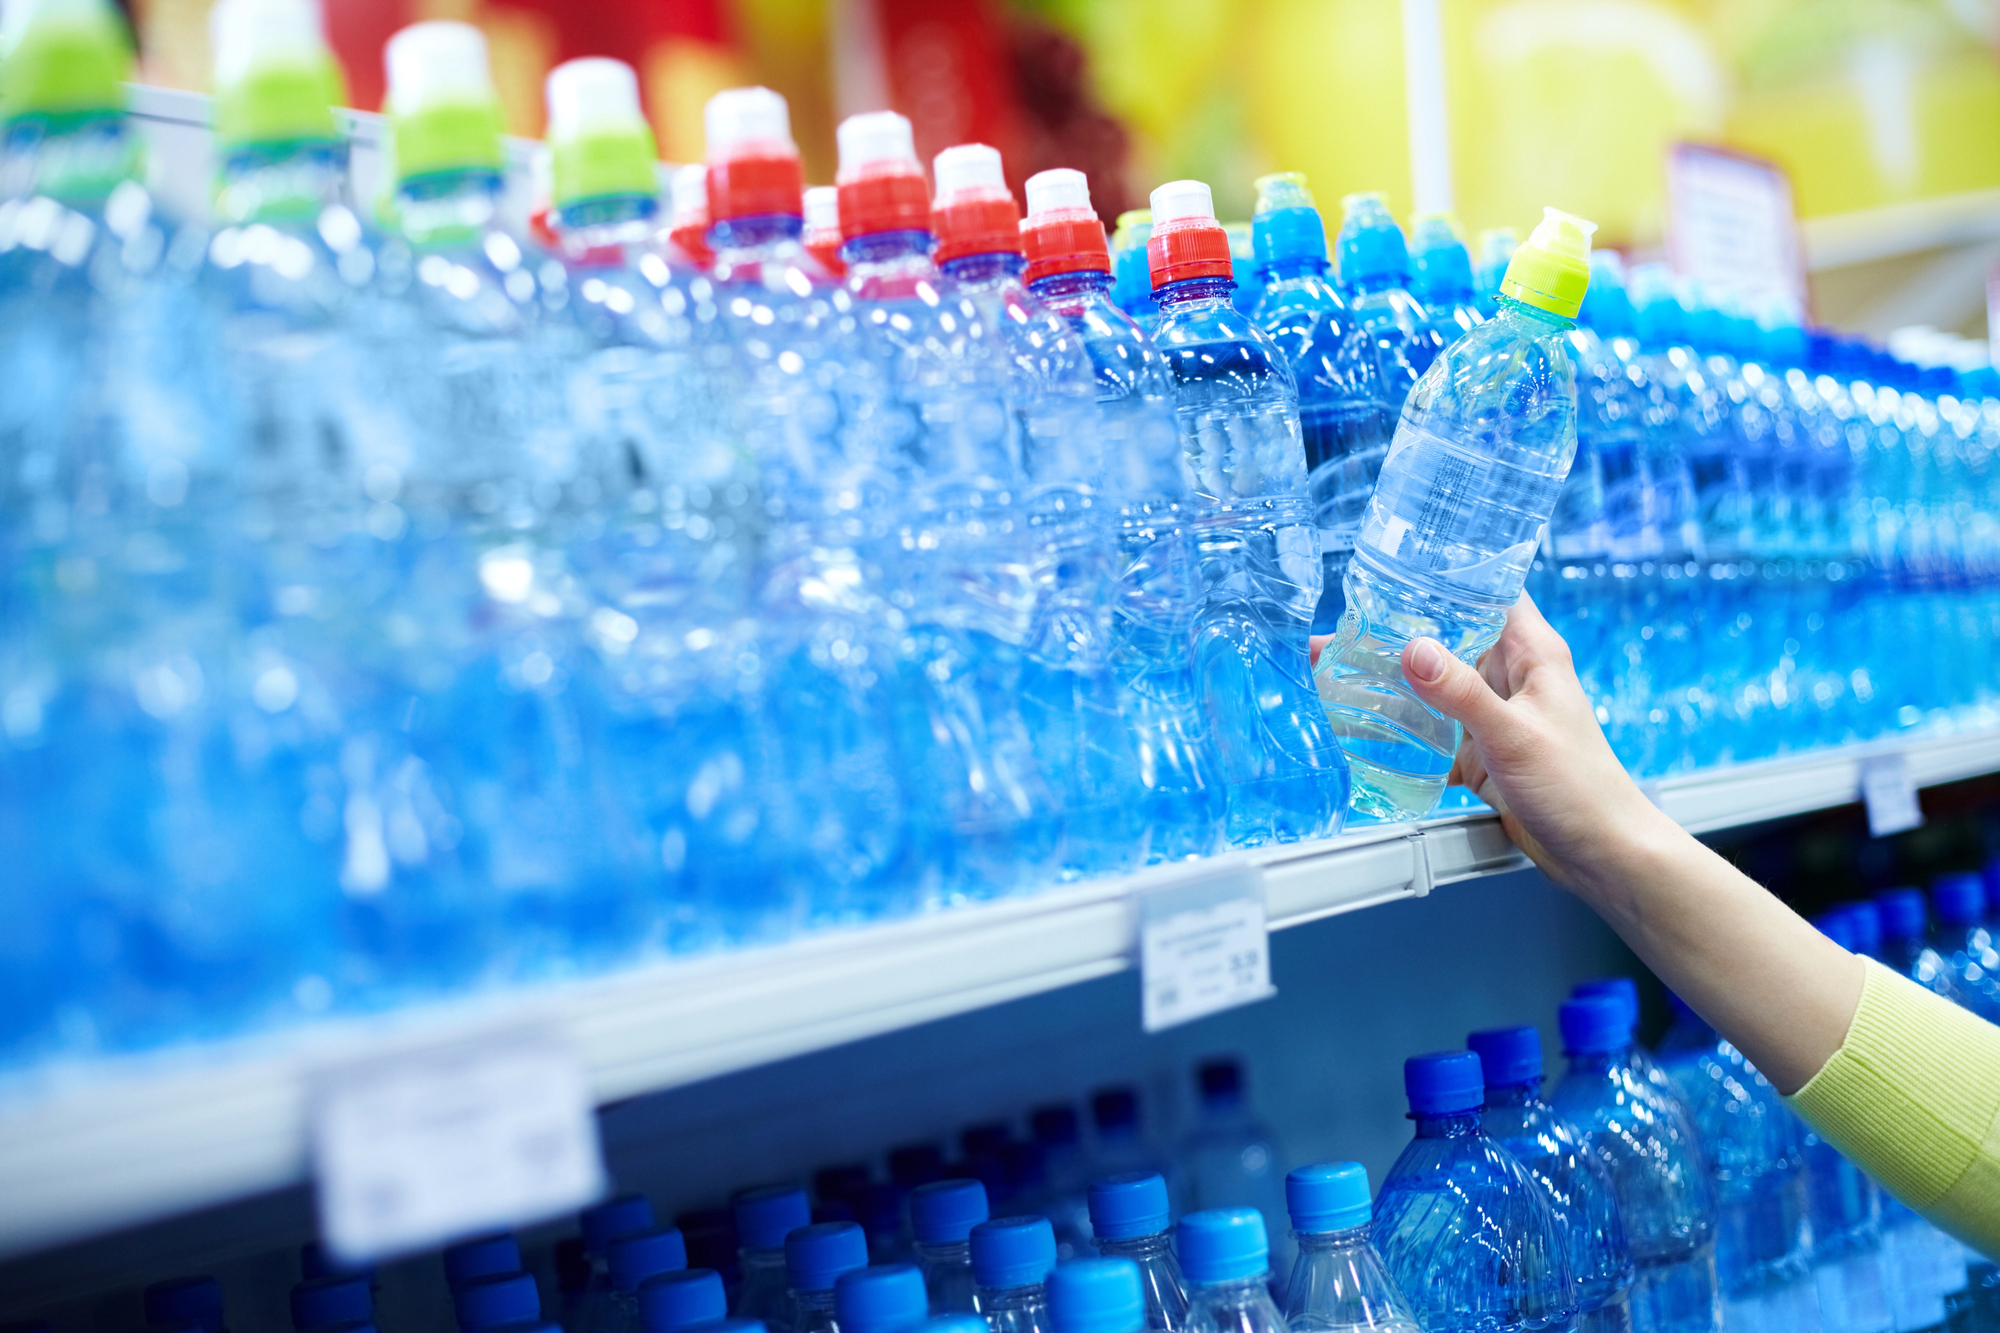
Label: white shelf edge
xmin=1 ymin=725 xmax=1996 ymax=1262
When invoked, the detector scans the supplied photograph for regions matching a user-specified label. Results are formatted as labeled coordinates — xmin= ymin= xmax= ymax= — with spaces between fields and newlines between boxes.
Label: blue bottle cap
xmin=610 ymin=1227 xmax=689 ymax=1293
xmin=1086 ymin=1171 xmax=1169 ymax=1240
xmin=1284 ymin=1162 xmax=1371 ymax=1234
xmin=1047 ymin=1257 xmax=1145 ymax=1333
xmin=1335 ymin=192 xmax=1409 ymax=286
xmin=733 ymin=1184 xmax=811 ymax=1252
xmin=1251 ymin=206 xmax=1327 ymax=270
xmin=146 ymin=1278 xmax=225 ymax=1332
xmin=1570 ymin=977 xmax=1639 ymax=1028
xmin=909 ymin=1178 xmax=989 ymax=1245
xmin=582 ymin=1194 xmax=656 ymax=1258
xmin=834 ymin=1265 xmax=930 ymax=1333
xmin=454 ymin=1272 xmax=540 ymax=1332
xmin=923 ymin=1319 xmax=991 ymax=1333
xmin=1559 ymin=995 xmax=1633 ymax=1056
xmin=1408 ymin=216 xmax=1472 ymax=306
xmin=1466 ymin=1025 xmax=1542 ymax=1087
xmin=1403 ymin=1051 xmax=1483 ymax=1115
xmin=291 ymin=1277 xmax=371 ymax=1331
xmin=786 ymin=1221 xmax=870 ymax=1292
xmin=1877 ymin=887 xmax=1926 ymax=942
xmin=971 ymin=1215 xmax=1057 ymax=1289
xmin=637 ymin=1270 xmax=726 ymax=1333
xmin=1843 ymin=901 xmax=1884 ymax=958
xmin=445 ymin=1235 xmax=523 ymax=1292
xmin=1935 ymin=873 xmax=1986 ymax=928
xmin=1175 ymin=1208 xmax=1268 ymax=1285
xmin=1814 ymin=908 xmax=1859 ymax=951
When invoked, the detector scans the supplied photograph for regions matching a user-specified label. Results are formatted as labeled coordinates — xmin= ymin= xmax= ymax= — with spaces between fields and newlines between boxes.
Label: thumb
xmin=1402 ymin=636 xmax=1511 ymax=739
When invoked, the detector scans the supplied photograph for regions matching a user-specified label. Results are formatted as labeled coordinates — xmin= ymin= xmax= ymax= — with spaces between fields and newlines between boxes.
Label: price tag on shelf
xmin=1861 ymin=753 xmax=1924 ymax=838
xmin=312 ymin=1031 xmax=606 ymax=1265
xmin=1139 ymin=867 xmax=1274 ymax=1032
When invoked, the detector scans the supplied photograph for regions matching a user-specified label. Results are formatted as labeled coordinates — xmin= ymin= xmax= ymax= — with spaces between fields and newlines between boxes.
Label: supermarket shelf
xmin=2 ymin=726 xmax=1998 ymax=1263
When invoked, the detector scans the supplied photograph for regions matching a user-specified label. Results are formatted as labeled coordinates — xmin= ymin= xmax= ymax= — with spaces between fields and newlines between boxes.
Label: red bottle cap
xmin=1147 ymin=179 xmax=1233 ymax=289
xmin=703 ymin=87 xmax=804 ymax=221
xmin=835 ymin=111 xmax=933 ymax=240
xmin=1020 ymin=167 xmax=1110 ymax=284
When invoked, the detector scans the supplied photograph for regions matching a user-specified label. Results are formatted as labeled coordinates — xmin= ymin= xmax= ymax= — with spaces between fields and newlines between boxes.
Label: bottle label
xmin=1138 ymin=865 xmax=1274 ymax=1032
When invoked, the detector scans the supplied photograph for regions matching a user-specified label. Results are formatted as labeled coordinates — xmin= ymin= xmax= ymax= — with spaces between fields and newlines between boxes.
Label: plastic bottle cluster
xmin=131 ymin=888 xmax=2000 ymax=1333
xmin=1535 ymin=257 xmax=2000 ymax=780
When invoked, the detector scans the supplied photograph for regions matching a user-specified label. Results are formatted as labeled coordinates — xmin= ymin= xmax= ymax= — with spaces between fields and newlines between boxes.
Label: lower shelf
xmin=3 ymin=723 xmax=1997 ymax=1262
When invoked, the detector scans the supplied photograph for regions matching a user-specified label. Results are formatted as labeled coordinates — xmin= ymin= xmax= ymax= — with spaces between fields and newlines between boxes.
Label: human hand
xmin=1389 ymin=594 xmax=1681 ymax=898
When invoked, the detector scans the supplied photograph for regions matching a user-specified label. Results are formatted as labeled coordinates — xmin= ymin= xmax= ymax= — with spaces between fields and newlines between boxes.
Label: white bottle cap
xmin=932 ymin=143 xmax=1005 ymax=206
xmin=836 ymin=110 xmax=917 ymax=181
xmin=545 ymin=57 xmax=644 ymax=143
xmin=803 ymin=184 xmax=841 ymax=234
xmin=704 ymin=86 xmax=794 ymax=159
xmin=209 ymin=0 xmax=324 ymax=90
xmin=671 ymin=163 xmax=708 ymax=226
xmin=1149 ymin=179 xmax=1215 ymax=226
xmin=385 ymin=20 xmax=495 ymax=115
xmin=1024 ymin=168 xmax=1092 ymax=219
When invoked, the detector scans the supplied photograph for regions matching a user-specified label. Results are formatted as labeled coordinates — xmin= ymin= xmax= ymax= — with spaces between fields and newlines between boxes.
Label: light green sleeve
xmin=1787 ymin=956 xmax=2000 ymax=1260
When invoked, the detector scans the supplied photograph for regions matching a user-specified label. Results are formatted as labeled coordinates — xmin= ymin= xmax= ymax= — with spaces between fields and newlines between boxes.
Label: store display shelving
xmin=2 ymin=725 xmax=1998 ymax=1264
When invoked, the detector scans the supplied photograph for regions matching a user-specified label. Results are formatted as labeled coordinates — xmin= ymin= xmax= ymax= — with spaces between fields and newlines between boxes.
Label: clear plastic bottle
xmin=597 ymin=1230 xmax=692 ymax=1333
xmin=1088 ymin=1173 xmax=1189 ymax=1332
xmin=830 ymin=110 xmax=1062 ymax=900
xmin=1654 ymin=996 xmax=1821 ymax=1333
xmin=972 ymin=1217 xmax=1058 ymax=1333
xmin=1111 ymin=211 xmax=1159 ymax=335
xmin=1315 ymin=207 xmax=1594 ymax=821
xmin=1466 ymin=1026 xmax=1634 ymax=1333
xmin=836 ymin=1266 xmax=933 ymax=1333
xmin=1335 ymin=193 xmax=1445 ymax=386
xmin=1145 ymin=177 xmax=1350 ymax=846
xmin=1406 ymin=216 xmax=1485 ymax=346
xmin=1372 ymin=1052 xmax=1576 ymax=1333
xmin=910 ymin=1179 xmax=991 ymax=1314
xmin=1049 ymin=1258 xmax=1151 ymax=1333
xmin=790 ymin=1222 xmax=872 ymax=1333
xmin=1020 ymin=166 xmax=1226 ymax=864
xmin=291 ymin=1273 xmax=375 ymax=1333
xmin=1553 ymin=996 xmax=1721 ymax=1333
xmin=639 ymin=1271 xmax=728 ymax=1333
xmin=1178 ymin=1059 xmax=1289 ymax=1279
xmin=736 ymin=1186 xmax=814 ymax=1333
xmin=1248 ymin=173 xmax=1395 ymax=634
xmin=1176 ymin=1209 xmax=1288 ymax=1333
xmin=1090 ymin=1087 xmax=1172 ymax=1184
xmin=1280 ymin=1162 xmax=1420 ymax=1333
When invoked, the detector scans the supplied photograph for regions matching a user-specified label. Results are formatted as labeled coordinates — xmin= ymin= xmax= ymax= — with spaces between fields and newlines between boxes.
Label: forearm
xmin=1556 ymin=806 xmax=1864 ymax=1095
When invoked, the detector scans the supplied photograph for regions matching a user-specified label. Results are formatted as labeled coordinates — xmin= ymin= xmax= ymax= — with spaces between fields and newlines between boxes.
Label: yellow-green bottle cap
xmin=544 ymin=57 xmax=658 ymax=208
xmin=384 ymin=21 xmax=505 ymax=183
xmin=1500 ymin=205 xmax=1596 ymax=319
xmin=0 ymin=0 xmax=131 ymax=124
xmin=209 ymin=0 xmax=343 ymax=147
xmin=1111 ymin=207 xmax=1152 ymax=249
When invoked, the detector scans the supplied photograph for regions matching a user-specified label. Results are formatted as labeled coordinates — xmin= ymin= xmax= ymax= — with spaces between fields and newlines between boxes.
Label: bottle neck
xmin=741 ymin=1246 xmax=788 ymax=1273
xmin=1566 ymin=1048 xmax=1628 ymax=1078
xmin=709 ymin=211 xmax=802 ymax=251
xmin=914 ymin=1238 xmax=970 ymax=1264
xmin=1094 ymin=1229 xmax=1171 ymax=1260
xmin=976 ymin=1281 xmax=1047 ymax=1311
xmin=1497 ymin=291 xmax=1578 ymax=333
xmin=396 ymin=168 xmax=505 ymax=249
xmin=940 ymin=250 xmax=1025 ymax=284
xmin=1261 ymin=255 xmax=1326 ymax=283
xmin=553 ymin=194 xmax=661 ymax=256
xmin=843 ymin=228 xmax=933 ymax=267
xmin=1154 ymin=275 xmax=1236 ymax=311
xmin=1187 ymin=1273 xmax=1270 ymax=1303
xmin=215 ymin=140 xmax=345 ymax=225
xmin=1481 ymin=1079 xmax=1543 ymax=1109
xmin=1029 ymin=269 xmax=1114 ymax=302
xmin=795 ymin=1287 xmax=837 ymax=1313
xmin=1411 ymin=1108 xmax=1481 ymax=1138
xmin=3 ymin=114 xmax=139 ymax=207
xmin=1294 ymin=1224 xmax=1372 ymax=1254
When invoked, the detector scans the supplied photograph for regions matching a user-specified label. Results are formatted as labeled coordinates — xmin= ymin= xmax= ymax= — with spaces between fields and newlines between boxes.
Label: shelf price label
xmin=312 ymin=1030 xmax=606 ymax=1265
xmin=1861 ymin=753 xmax=1924 ymax=838
xmin=1139 ymin=866 xmax=1275 ymax=1032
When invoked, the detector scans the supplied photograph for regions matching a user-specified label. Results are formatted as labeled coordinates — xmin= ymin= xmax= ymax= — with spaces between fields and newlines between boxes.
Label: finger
xmin=1309 ymin=634 xmax=1332 ymax=669
xmin=1402 ymin=635 xmax=1515 ymax=741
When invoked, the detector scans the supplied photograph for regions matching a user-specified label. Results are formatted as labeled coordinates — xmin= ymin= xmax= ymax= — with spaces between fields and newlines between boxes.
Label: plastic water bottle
xmin=1472 ymin=229 xmax=1518 ymax=320
xmin=803 ymin=185 xmax=846 ymax=277
xmin=1227 ymin=222 xmax=1266 ymax=318
xmin=1314 ymin=207 xmax=1594 ymax=821
xmin=292 ymin=1274 xmax=374 ymax=1332
xmin=1334 ymin=193 xmax=1445 ymax=386
xmin=1087 ymin=1173 xmax=1189 ymax=1332
xmin=1176 ymin=1210 xmax=1288 ymax=1333
xmin=596 ymin=1231 xmax=692 ymax=1333
xmin=1280 ymin=1162 xmax=1421 ymax=1333
xmin=972 ymin=1217 xmax=1058 ymax=1333
xmin=640 ymin=1272 xmax=730 ymax=1333
xmin=790 ymin=1222 xmax=872 ymax=1333
xmin=1372 ymin=1052 xmax=1576 ymax=1333
xmin=1569 ymin=977 xmax=1696 ymax=1113
xmin=736 ymin=1186 xmax=814 ymax=1332
xmin=449 ymin=1235 xmax=526 ymax=1294
xmin=1091 ymin=1087 xmax=1172 ymax=1182
xmin=702 ymin=85 xmax=910 ymax=929
xmin=1553 ymin=996 xmax=1721 ymax=1333
xmin=1145 ymin=177 xmax=1350 ymax=845
xmin=831 ymin=110 xmax=1062 ymax=898
xmin=1654 ymin=997 xmax=1819 ymax=1333
xmin=838 ymin=1268 xmax=931 ymax=1333
xmin=1020 ymin=166 xmax=1227 ymax=863
xmin=911 ymin=1179 xmax=991 ymax=1313
xmin=1111 ymin=211 xmax=1159 ymax=334
xmin=459 ymin=1274 xmax=546 ymax=1333
xmin=1030 ymin=1106 xmax=1097 ymax=1251
xmin=1248 ymin=172 xmax=1395 ymax=634
xmin=1179 ymin=1059 xmax=1290 ymax=1278
xmin=667 ymin=164 xmax=714 ymax=270
xmin=1407 ymin=215 xmax=1484 ymax=345
xmin=932 ymin=143 xmax=1154 ymax=879
xmin=1049 ymin=1258 xmax=1151 ymax=1333
xmin=1466 ymin=1025 xmax=1635 ymax=1333
xmin=1927 ymin=874 xmax=2000 ymax=1019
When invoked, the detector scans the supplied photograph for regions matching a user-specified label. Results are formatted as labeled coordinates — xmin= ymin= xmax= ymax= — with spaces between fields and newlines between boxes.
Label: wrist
xmin=1562 ymin=794 xmax=1689 ymax=924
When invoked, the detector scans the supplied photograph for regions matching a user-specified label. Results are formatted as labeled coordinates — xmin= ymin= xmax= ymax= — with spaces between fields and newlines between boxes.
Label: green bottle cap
xmin=0 ymin=0 xmax=131 ymax=125
xmin=384 ymin=20 xmax=504 ymax=183
xmin=1500 ymin=205 xmax=1596 ymax=319
xmin=544 ymin=57 xmax=657 ymax=208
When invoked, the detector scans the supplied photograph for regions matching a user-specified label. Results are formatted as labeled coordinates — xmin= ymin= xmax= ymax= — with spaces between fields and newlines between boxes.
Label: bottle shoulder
xmin=1402 ymin=308 xmax=1578 ymax=436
